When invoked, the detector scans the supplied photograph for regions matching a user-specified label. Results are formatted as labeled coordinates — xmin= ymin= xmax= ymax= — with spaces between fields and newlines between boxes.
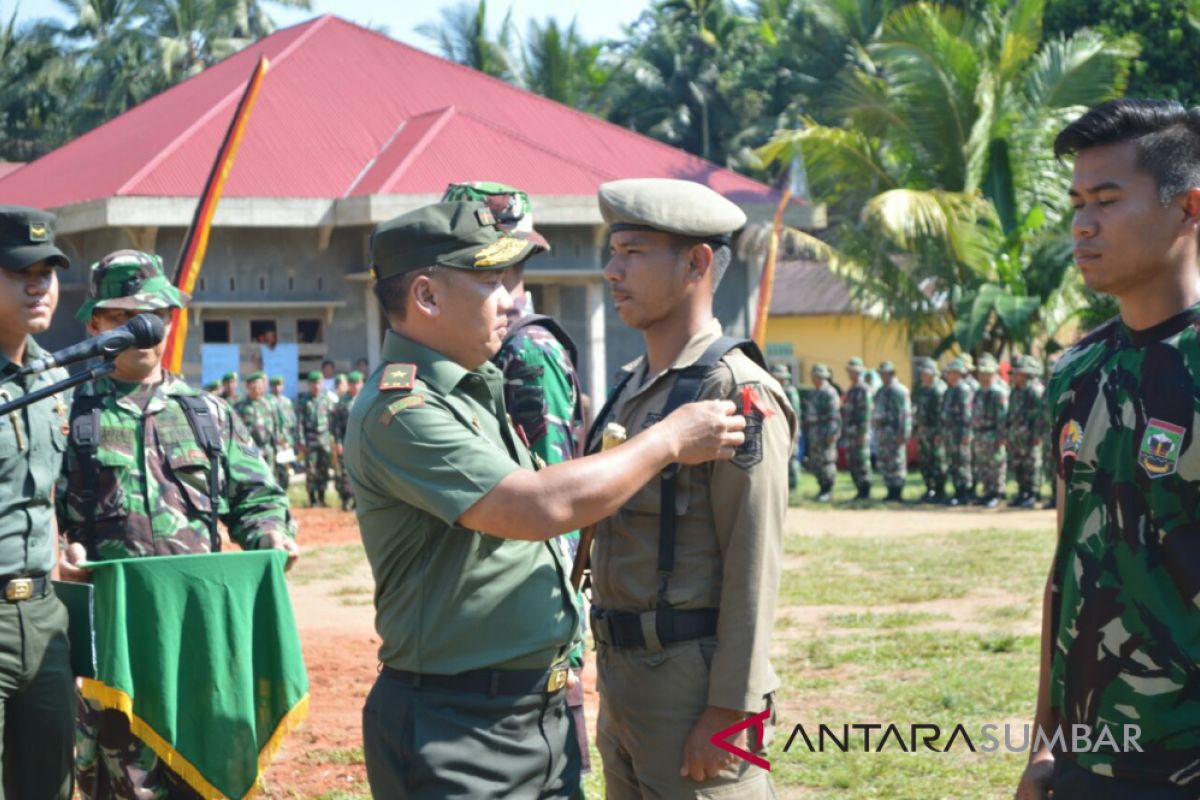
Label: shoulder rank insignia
xmin=379 ymin=394 xmax=425 ymax=425
xmin=380 ymin=363 xmax=416 ymax=391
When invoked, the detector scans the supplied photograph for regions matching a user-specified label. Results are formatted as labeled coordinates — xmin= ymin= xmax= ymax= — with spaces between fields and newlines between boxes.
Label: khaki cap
xmin=598 ymin=179 xmax=746 ymax=244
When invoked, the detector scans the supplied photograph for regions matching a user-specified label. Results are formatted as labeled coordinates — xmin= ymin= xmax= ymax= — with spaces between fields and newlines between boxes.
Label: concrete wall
xmin=764 ymin=314 xmax=914 ymax=388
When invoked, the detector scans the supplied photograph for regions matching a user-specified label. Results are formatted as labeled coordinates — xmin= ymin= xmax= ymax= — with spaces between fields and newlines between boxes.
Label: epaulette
xmin=379 ymin=363 xmax=417 ymax=391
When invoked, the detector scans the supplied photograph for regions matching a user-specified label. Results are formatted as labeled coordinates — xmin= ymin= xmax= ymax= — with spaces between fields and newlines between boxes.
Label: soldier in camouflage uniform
xmin=331 ymin=370 xmax=363 ymax=511
xmin=842 ymin=357 xmax=872 ymax=499
xmin=297 ymin=370 xmax=334 ymax=507
xmin=234 ymin=371 xmax=279 ymax=473
xmin=1019 ymin=98 xmax=1200 ymax=800
xmin=959 ymin=352 xmax=981 ymax=393
xmin=939 ymin=358 xmax=974 ymax=506
xmin=970 ymin=353 xmax=1008 ymax=508
xmin=55 ymin=250 xmax=297 ymax=800
xmin=1005 ymin=355 xmax=1045 ymax=509
xmin=871 ymin=361 xmax=912 ymax=502
xmin=220 ymin=370 xmax=238 ymax=403
xmin=804 ymin=363 xmax=841 ymax=502
xmin=771 ymin=363 xmax=803 ymax=490
xmin=912 ymin=357 xmax=947 ymax=503
xmin=269 ymin=375 xmax=296 ymax=491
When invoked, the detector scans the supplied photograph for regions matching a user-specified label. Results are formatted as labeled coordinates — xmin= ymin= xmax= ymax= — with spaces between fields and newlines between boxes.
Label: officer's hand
xmin=257 ymin=532 xmax=301 ymax=572
xmin=1014 ymin=755 xmax=1054 ymax=800
xmin=663 ymin=400 xmax=745 ymax=465
xmin=58 ymin=542 xmax=92 ymax=582
xmin=680 ymin=705 xmax=744 ymax=782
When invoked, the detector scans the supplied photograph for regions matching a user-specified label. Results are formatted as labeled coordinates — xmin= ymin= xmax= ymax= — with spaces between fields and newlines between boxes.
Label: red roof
xmin=0 ymin=163 xmax=22 ymax=181
xmin=0 ymin=15 xmax=777 ymax=209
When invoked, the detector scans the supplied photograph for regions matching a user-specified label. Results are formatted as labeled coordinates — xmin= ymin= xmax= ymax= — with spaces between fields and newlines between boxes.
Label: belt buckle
xmin=6 ymin=578 xmax=33 ymax=601
xmin=546 ymin=668 xmax=568 ymax=693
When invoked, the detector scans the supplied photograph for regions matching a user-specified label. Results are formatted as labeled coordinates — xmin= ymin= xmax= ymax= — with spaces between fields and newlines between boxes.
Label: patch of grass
xmin=789 ymin=470 xmax=1053 ymax=509
xmin=289 ymin=543 xmax=366 ymax=586
xmin=301 ymin=746 xmax=365 ymax=766
xmin=977 ymin=603 xmax=1034 ymax=623
xmin=309 ymin=786 xmax=370 ymax=800
xmin=823 ymin=610 xmax=947 ymax=629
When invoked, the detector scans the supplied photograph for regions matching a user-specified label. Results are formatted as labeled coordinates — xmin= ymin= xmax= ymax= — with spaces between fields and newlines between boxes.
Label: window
xmin=251 ymin=319 xmax=278 ymax=346
xmin=203 ymin=320 xmax=231 ymax=343
xmin=297 ymin=319 xmax=323 ymax=344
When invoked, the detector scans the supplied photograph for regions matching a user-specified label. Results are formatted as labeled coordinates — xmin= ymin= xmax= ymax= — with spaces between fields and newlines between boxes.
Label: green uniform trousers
xmin=0 ymin=588 xmax=73 ymax=800
xmin=362 ymin=670 xmax=581 ymax=799
xmin=597 ymin=638 xmax=776 ymax=800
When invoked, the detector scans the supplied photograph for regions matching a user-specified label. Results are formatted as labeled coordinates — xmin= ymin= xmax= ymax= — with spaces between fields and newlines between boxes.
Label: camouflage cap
xmin=847 ymin=357 xmax=864 ymax=369
xmin=916 ymin=357 xmax=938 ymax=375
xmin=770 ymin=363 xmax=791 ymax=379
xmin=944 ymin=357 xmax=967 ymax=373
xmin=347 ymin=370 xmax=364 ymax=382
xmin=598 ymin=178 xmax=746 ymax=245
xmin=1016 ymin=355 xmax=1043 ymax=376
xmin=878 ymin=360 xmax=896 ymax=373
xmin=959 ymin=352 xmax=976 ymax=370
xmin=811 ymin=363 xmax=831 ymax=379
xmin=370 ymin=201 xmax=546 ymax=280
xmin=76 ymin=250 xmax=187 ymax=322
xmin=0 ymin=205 xmax=69 ymax=271
xmin=975 ymin=353 xmax=999 ymax=374
xmin=245 ymin=371 xmax=265 ymax=383
xmin=306 ymin=370 xmax=322 ymax=381
xmin=269 ymin=375 xmax=285 ymax=386
xmin=442 ymin=181 xmax=550 ymax=251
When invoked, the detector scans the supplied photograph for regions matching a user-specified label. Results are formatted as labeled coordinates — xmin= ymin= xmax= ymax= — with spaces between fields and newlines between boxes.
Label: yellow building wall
xmin=765 ymin=314 xmax=914 ymax=388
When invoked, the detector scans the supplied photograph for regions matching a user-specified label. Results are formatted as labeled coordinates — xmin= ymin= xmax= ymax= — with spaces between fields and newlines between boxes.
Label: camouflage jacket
xmin=912 ymin=380 xmax=947 ymax=438
xmin=234 ymin=396 xmax=280 ymax=457
xmin=271 ymin=394 xmax=296 ymax=449
xmin=331 ymin=393 xmax=355 ymax=444
xmin=1006 ymin=380 xmax=1046 ymax=450
xmin=804 ymin=383 xmax=842 ymax=447
xmin=781 ymin=384 xmax=803 ymax=431
xmin=297 ymin=391 xmax=334 ymax=450
xmin=1047 ymin=308 xmax=1200 ymax=784
xmin=842 ymin=381 xmax=872 ymax=441
xmin=872 ymin=381 xmax=912 ymax=442
xmin=56 ymin=374 xmax=293 ymax=561
xmin=940 ymin=382 xmax=974 ymax=441
xmin=492 ymin=315 xmax=583 ymax=465
xmin=971 ymin=384 xmax=1008 ymax=436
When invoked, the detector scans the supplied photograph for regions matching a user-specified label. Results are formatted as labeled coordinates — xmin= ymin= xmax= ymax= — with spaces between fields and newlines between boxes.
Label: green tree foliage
xmin=1045 ymin=0 xmax=1200 ymax=104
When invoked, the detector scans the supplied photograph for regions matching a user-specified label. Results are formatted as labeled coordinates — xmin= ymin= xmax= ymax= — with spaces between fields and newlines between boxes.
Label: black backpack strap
xmin=654 ymin=336 xmax=763 ymax=640
xmin=68 ymin=393 xmax=104 ymax=559
xmin=175 ymin=394 xmax=223 ymax=552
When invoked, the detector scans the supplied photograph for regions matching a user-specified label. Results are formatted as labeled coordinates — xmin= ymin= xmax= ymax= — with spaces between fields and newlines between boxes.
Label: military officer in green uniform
xmin=268 ymin=375 xmax=296 ymax=491
xmin=331 ymin=370 xmax=362 ymax=511
xmin=219 ymin=371 xmax=238 ymax=403
xmin=345 ymin=200 xmax=746 ymax=800
xmin=297 ymin=370 xmax=333 ymax=506
xmin=234 ymin=371 xmax=280 ymax=473
xmin=0 ymin=205 xmax=74 ymax=800
xmin=590 ymin=179 xmax=796 ymax=798
xmin=770 ymin=363 xmax=802 ymax=490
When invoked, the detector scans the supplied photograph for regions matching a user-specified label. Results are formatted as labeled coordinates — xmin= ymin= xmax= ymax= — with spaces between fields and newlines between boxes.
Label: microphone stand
xmin=0 ymin=359 xmax=117 ymax=416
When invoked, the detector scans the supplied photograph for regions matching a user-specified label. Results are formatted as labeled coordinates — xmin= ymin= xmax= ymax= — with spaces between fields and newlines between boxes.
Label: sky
xmin=6 ymin=0 xmax=653 ymax=53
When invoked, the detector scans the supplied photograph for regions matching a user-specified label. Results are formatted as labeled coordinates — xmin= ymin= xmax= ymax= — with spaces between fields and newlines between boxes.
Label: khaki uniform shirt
xmin=0 ymin=336 xmax=69 ymax=576
xmin=590 ymin=320 xmax=797 ymax=711
xmin=344 ymin=330 xmax=579 ymax=675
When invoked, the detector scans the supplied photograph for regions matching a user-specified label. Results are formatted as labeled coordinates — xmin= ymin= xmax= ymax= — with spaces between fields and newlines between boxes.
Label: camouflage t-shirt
xmin=1048 ymin=305 xmax=1200 ymax=784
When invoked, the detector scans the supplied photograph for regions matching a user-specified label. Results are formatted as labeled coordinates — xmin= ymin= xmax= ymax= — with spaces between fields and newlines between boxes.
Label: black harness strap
xmin=68 ymin=394 xmax=104 ymax=559
xmin=175 ymin=394 xmax=224 ymax=552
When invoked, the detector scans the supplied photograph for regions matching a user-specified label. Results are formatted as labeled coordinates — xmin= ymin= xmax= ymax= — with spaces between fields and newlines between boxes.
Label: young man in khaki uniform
xmin=344 ymin=201 xmax=747 ymax=800
xmin=588 ymin=179 xmax=796 ymax=798
xmin=0 ymin=205 xmax=74 ymax=800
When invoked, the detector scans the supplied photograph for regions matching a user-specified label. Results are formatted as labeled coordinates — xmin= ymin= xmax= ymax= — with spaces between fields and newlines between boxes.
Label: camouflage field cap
xmin=770 ymin=363 xmax=791 ymax=379
xmin=76 ymin=250 xmax=187 ymax=322
xmin=306 ymin=370 xmax=322 ymax=381
xmin=598 ymin=178 xmax=746 ymax=245
xmin=944 ymin=357 xmax=967 ymax=373
xmin=1016 ymin=355 xmax=1043 ymax=376
xmin=975 ymin=353 xmax=999 ymax=375
xmin=347 ymin=370 xmax=364 ymax=382
xmin=960 ymin=352 xmax=976 ymax=370
xmin=879 ymin=360 xmax=896 ymax=373
xmin=245 ymin=371 xmax=265 ymax=383
xmin=847 ymin=357 xmax=864 ymax=369
xmin=916 ymin=357 xmax=938 ymax=375
xmin=269 ymin=375 xmax=285 ymax=386
xmin=0 ymin=205 xmax=69 ymax=271
xmin=442 ymin=181 xmax=550 ymax=251
xmin=812 ymin=363 xmax=832 ymax=379
xmin=371 ymin=201 xmax=547 ymax=280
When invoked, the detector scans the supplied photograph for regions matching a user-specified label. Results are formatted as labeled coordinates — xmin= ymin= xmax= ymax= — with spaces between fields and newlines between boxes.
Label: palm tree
xmin=416 ymin=0 xmax=518 ymax=81
xmin=519 ymin=17 xmax=609 ymax=111
xmin=756 ymin=0 xmax=1138 ymax=354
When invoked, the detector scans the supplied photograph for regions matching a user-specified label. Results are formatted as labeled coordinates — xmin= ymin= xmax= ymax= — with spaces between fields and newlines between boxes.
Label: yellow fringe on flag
xmin=80 ymin=678 xmax=309 ymax=800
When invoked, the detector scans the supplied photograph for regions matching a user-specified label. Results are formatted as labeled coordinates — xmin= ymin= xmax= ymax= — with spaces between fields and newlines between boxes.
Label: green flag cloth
xmin=79 ymin=550 xmax=309 ymax=800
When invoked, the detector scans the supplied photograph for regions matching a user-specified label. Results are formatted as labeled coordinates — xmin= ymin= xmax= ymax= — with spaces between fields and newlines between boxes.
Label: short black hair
xmin=373 ymin=266 xmax=438 ymax=321
xmin=1055 ymin=98 xmax=1200 ymax=203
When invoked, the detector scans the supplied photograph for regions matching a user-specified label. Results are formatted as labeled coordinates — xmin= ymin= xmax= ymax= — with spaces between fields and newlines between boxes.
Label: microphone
xmin=23 ymin=313 xmax=167 ymax=375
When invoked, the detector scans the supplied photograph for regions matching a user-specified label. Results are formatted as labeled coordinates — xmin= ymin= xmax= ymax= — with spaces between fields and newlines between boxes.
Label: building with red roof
xmin=0 ymin=15 xmax=821 ymax=394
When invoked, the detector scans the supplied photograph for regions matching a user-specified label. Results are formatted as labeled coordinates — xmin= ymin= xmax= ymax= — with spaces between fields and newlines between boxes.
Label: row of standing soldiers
xmin=217 ymin=370 xmax=363 ymax=509
xmin=779 ymin=353 xmax=1052 ymax=508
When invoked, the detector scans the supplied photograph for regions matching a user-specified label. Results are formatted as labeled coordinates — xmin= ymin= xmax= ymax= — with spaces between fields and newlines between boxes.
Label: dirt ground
xmin=262 ymin=503 xmax=1053 ymax=798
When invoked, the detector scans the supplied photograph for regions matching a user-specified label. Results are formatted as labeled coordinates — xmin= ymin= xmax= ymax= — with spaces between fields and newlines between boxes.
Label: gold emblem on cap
xmin=28 ymin=223 xmax=48 ymax=243
xmin=473 ymin=237 xmax=527 ymax=268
